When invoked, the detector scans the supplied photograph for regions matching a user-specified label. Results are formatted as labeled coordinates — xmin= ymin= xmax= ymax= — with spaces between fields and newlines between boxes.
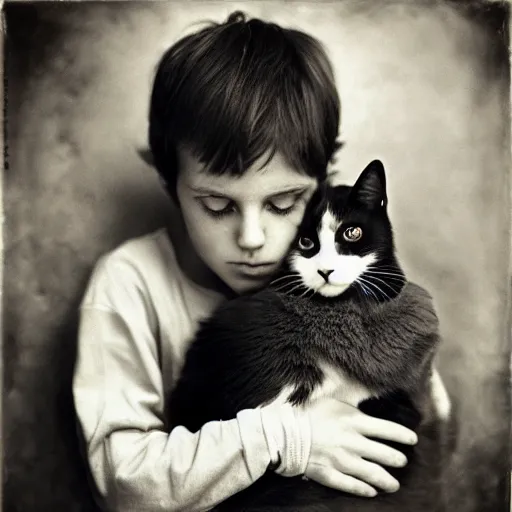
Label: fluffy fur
xmin=168 ymin=160 xmax=454 ymax=511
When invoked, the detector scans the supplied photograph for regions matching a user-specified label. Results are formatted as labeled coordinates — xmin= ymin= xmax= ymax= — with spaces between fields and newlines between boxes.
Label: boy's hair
xmin=148 ymin=11 xmax=342 ymax=199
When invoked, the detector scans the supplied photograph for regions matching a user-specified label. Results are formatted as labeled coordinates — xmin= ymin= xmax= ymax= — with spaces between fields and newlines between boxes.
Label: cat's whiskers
xmin=365 ymin=276 xmax=404 ymax=285
xmin=272 ymin=277 xmax=303 ymax=287
xmin=308 ymin=287 xmax=319 ymax=299
xmin=270 ymin=275 xmax=303 ymax=286
xmin=368 ymin=265 xmax=405 ymax=273
xmin=366 ymin=270 xmax=404 ymax=278
xmin=365 ymin=267 xmax=406 ymax=282
xmin=364 ymin=274 xmax=403 ymax=292
xmin=355 ymin=279 xmax=380 ymax=302
xmin=298 ymin=287 xmax=314 ymax=299
xmin=370 ymin=278 xmax=398 ymax=298
xmin=355 ymin=284 xmax=367 ymax=301
xmin=357 ymin=276 xmax=392 ymax=301
xmin=364 ymin=273 xmax=405 ymax=283
xmin=367 ymin=275 xmax=404 ymax=293
xmin=272 ymin=279 xmax=304 ymax=292
xmin=365 ymin=268 xmax=405 ymax=277
xmin=355 ymin=282 xmax=374 ymax=304
xmin=269 ymin=273 xmax=301 ymax=286
xmin=283 ymin=284 xmax=308 ymax=296
xmin=274 ymin=285 xmax=303 ymax=294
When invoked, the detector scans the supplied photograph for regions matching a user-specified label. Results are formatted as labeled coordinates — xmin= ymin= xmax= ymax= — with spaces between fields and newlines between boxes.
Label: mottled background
xmin=3 ymin=1 xmax=511 ymax=511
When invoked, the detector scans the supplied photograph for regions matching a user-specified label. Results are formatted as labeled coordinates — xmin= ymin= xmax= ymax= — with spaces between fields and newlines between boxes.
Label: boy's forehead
xmin=178 ymin=148 xmax=317 ymax=196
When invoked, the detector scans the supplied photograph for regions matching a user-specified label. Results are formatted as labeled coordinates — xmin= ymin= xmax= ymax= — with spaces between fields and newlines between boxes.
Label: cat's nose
xmin=317 ymin=269 xmax=334 ymax=283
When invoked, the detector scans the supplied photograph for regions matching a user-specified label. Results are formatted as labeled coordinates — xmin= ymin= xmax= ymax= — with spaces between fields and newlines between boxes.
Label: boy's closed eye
xmin=197 ymin=191 xmax=307 ymax=218
xmin=199 ymin=196 xmax=235 ymax=216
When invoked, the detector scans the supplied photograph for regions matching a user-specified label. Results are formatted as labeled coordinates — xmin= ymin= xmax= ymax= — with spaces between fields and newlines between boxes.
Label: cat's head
xmin=284 ymin=160 xmax=405 ymax=301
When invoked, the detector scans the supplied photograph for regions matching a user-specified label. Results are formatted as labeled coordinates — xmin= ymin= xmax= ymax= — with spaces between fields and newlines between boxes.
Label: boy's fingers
xmin=307 ymin=465 xmax=377 ymax=497
xmin=354 ymin=437 xmax=408 ymax=468
xmin=342 ymin=456 xmax=401 ymax=493
xmin=355 ymin=416 xmax=418 ymax=445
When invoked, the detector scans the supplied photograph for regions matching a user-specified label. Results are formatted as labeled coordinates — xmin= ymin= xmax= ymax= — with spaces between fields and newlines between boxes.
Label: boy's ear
xmin=349 ymin=160 xmax=387 ymax=209
xmin=329 ymin=139 xmax=346 ymax=164
xmin=137 ymin=147 xmax=155 ymax=167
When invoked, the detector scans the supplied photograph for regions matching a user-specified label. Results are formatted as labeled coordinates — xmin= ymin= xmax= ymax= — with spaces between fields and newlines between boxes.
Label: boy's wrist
xmin=260 ymin=402 xmax=312 ymax=477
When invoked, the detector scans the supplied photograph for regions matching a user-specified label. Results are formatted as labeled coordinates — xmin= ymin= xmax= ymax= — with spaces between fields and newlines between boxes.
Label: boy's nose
xmin=237 ymin=215 xmax=265 ymax=251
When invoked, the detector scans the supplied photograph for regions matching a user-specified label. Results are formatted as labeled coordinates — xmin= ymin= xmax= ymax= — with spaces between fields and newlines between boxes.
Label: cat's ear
xmin=298 ymin=181 xmax=327 ymax=234
xmin=350 ymin=160 xmax=387 ymax=209
xmin=306 ymin=180 xmax=328 ymax=215
xmin=137 ymin=147 xmax=155 ymax=167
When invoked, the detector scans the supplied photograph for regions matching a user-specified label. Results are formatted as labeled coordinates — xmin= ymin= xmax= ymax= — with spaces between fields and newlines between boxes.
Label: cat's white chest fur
xmin=272 ymin=361 xmax=377 ymax=408
xmin=307 ymin=362 xmax=376 ymax=406
xmin=269 ymin=362 xmax=451 ymax=421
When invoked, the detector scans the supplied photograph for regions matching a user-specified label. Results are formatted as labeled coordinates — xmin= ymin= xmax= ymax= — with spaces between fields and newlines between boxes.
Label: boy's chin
xmin=226 ymin=277 xmax=272 ymax=296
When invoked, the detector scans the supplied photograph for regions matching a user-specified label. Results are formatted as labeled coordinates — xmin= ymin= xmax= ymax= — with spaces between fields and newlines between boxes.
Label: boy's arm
xmin=72 ymin=263 xmax=310 ymax=512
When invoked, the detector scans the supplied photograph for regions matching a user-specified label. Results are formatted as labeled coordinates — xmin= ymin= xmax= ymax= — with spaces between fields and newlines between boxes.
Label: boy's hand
xmin=303 ymin=398 xmax=418 ymax=497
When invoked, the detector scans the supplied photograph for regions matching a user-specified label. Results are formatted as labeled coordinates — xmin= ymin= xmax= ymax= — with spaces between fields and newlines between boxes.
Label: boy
xmin=73 ymin=11 xmax=417 ymax=512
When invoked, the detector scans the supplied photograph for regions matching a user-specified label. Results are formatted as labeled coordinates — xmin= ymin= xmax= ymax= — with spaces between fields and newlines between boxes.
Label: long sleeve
xmin=72 ymin=242 xmax=311 ymax=512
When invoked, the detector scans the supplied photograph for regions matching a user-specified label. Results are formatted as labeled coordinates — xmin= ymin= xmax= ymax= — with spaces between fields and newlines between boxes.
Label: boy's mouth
xmin=230 ymin=262 xmax=278 ymax=278
xmin=230 ymin=261 xmax=276 ymax=267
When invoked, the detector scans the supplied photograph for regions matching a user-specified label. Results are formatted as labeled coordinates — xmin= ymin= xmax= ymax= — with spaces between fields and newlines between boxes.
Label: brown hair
xmin=148 ymin=11 xmax=342 ymax=198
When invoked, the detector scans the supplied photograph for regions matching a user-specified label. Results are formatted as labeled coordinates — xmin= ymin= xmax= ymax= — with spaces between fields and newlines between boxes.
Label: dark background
xmin=4 ymin=1 xmax=511 ymax=511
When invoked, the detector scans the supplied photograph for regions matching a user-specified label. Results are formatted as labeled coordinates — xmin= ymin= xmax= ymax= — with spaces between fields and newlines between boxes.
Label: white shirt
xmin=73 ymin=228 xmax=311 ymax=512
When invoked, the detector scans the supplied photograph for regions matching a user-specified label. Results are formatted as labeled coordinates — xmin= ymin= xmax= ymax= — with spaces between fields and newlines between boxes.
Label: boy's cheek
xmin=268 ymin=217 xmax=304 ymax=252
xmin=284 ymin=203 xmax=309 ymax=228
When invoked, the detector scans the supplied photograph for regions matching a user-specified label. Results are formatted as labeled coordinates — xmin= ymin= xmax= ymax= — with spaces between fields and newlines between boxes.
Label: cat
xmin=168 ymin=160 xmax=455 ymax=512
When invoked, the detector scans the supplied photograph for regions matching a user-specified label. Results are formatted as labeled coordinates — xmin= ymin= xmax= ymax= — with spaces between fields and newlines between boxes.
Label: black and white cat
xmin=169 ymin=160 xmax=454 ymax=512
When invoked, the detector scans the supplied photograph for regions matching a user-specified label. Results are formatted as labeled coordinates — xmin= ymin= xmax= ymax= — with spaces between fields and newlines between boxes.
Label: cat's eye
xmin=298 ymin=237 xmax=314 ymax=250
xmin=343 ymin=227 xmax=363 ymax=242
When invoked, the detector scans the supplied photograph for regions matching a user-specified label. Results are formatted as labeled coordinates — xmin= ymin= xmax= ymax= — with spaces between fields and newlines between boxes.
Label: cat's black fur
xmin=168 ymin=161 xmax=453 ymax=511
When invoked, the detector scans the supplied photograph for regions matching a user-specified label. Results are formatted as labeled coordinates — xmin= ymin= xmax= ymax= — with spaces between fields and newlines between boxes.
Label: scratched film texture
xmin=4 ymin=1 xmax=511 ymax=511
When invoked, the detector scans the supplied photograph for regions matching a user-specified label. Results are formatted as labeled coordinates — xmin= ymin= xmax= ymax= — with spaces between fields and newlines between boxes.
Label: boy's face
xmin=176 ymin=148 xmax=317 ymax=294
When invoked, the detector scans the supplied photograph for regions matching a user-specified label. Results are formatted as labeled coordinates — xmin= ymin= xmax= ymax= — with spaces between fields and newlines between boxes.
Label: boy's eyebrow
xmin=188 ymin=185 xmax=310 ymax=199
xmin=268 ymin=187 xmax=309 ymax=198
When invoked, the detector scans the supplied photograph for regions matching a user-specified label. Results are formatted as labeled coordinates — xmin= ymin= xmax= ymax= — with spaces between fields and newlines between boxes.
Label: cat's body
xmin=171 ymin=282 xmax=439 ymax=430
xmin=168 ymin=161 xmax=454 ymax=511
